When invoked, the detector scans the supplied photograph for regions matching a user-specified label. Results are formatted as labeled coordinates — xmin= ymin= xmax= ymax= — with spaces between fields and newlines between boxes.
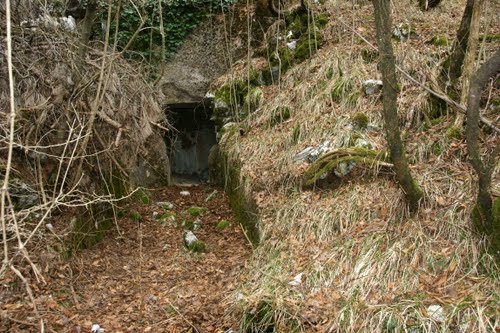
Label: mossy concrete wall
xmin=209 ymin=144 xmax=260 ymax=245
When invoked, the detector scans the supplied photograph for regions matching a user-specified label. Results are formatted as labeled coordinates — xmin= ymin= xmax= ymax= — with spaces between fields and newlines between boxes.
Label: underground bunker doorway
xmin=166 ymin=100 xmax=217 ymax=183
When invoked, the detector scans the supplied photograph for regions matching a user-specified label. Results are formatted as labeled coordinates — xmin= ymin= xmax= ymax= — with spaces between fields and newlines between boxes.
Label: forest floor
xmin=1 ymin=184 xmax=251 ymax=333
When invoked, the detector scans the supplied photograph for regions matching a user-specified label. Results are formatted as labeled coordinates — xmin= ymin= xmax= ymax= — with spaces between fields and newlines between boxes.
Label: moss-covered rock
xmin=294 ymin=30 xmax=323 ymax=63
xmin=351 ymin=112 xmax=369 ymax=131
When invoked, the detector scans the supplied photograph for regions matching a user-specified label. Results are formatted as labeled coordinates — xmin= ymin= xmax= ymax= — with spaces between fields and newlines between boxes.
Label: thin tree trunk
xmin=75 ymin=0 xmax=98 ymax=82
xmin=372 ymin=0 xmax=423 ymax=211
xmin=459 ymin=0 xmax=483 ymax=105
xmin=465 ymin=50 xmax=500 ymax=250
xmin=439 ymin=0 xmax=475 ymax=97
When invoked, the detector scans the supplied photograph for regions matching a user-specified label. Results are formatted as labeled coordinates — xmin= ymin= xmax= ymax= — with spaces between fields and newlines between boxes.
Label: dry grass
xmin=216 ymin=0 xmax=500 ymax=331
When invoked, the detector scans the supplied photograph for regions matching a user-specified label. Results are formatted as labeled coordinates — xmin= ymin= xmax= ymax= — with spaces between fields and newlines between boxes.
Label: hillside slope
xmin=213 ymin=0 xmax=499 ymax=331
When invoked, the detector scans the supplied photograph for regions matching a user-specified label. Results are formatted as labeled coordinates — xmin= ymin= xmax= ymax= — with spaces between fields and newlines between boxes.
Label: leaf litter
xmin=0 ymin=184 xmax=251 ymax=332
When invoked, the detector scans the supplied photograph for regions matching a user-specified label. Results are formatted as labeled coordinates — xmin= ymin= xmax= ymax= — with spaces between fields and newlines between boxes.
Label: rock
xmin=183 ymin=231 xmax=206 ymax=252
xmin=362 ymin=80 xmax=383 ymax=95
xmin=392 ymin=23 xmax=418 ymax=41
xmin=184 ymin=231 xmax=198 ymax=246
xmin=288 ymin=273 xmax=304 ymax=286
xmin=9 ymin=178 xmax=39 ymax=210
xmin=354 ymin=138 xmax=374 ymax=150
xmin=180 ymin=191 xmax=190 ymax=196
xmin=293 ymin=140 xmax=334 ymax=163
xmin=157 ymin=201 xmax=174 ymax=210
xmin=427 ymin=304 xmax=445 ymax=322
xmin=193 ymin=218 xmax=202 ymax=230
xmin=334 ymin=161 xmax=356 ymax=177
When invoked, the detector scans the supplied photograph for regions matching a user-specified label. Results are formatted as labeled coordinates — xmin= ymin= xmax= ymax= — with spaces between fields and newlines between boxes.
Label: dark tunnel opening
xmin=165 ymin=100 xmax=216 ymax=183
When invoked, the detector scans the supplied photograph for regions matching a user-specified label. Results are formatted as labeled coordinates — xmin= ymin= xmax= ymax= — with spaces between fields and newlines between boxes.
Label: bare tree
xmin=372 ymin=0 xmax=423 ymax=211
xmin=465 ymin=50 xmax=500 ymax=256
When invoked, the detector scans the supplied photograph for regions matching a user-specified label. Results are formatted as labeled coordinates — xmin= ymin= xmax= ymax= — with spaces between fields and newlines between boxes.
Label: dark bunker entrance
xmin=166 ymin=101 xmax=216 ymax=182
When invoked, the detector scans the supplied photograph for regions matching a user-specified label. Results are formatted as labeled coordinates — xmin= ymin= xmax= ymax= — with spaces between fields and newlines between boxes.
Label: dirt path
xmin=2 ymin=184 xmax=251 ymax=332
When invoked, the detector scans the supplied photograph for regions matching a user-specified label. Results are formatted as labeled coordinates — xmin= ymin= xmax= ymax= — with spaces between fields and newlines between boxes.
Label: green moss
xmin=216 ymin=219 xmax=231 ymax=231
xmin=268 ymin=106 xmax=291 ymax=128
xmin=303 ymin=147 xmax=389 ymax=185
xmin=130 ymin=211 xmax=142 ymax=222
xmin=429 ymin=35 xmax=449 ymax=46
xmin=183 ymin=220 xmax=195 ymax=230
xmin=270 ymin=47 xmax=293 ymax=73
xmin=479 ymin=34 xmax=500 ymax=43
xmin=351 ymin=112 xmax=369 ymax=130
xmin=134 ymin=188 xmax=151 ymax=205
xmin=294 ymin=31 xmax=323 ymax=63
xmin=67 ymin=209 xmax=113 ymax=257
xmin=209 ymin=147 xmax=260 ymax=245
xmin=446 ymin=126 xmax=463 ymax=140
xmin=315 ymin=13 xmax=329 ymax=26
xmin=185 ymin=240 xmax=206 ymax=252
xmin=186 ymin=206 xmax=208 ymax=216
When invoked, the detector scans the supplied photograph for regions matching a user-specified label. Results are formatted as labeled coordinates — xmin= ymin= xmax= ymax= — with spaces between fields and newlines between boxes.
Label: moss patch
xmin=186 ymin=206 xmax=208 ymax=216
xmin=216 ymin=219 xmax=231 ymax=231
xmin=351 ymin=112 xmax=369 ymax=130
xmin=185 ymin=240 xmax=206 ymax=252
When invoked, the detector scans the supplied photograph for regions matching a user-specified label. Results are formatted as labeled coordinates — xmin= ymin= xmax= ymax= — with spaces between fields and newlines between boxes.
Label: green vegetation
xmin=429 ymin=35 xmax=449 ymax=46
xmin=134 ymin=188 xmax=151 ymax=204
xmin=216 ymin=219 xmax=231 ymax=230
xmin=185 ymin=239 xmax=206 ymax=252
xmin=100 ymin=0 xmax=236 ymax=63
xmin=183 ymin=220 xmax=195 ymax=230
xmin=351 ymin=112 xmax=369 ymax=130
xmin=186 ymin=206 xmax=208 ymax=216
xmin=268 ymin=106 xmax=291 ymax=128
xmin=130 ymin=211 xmax=142 ymax=222
xmin=446 ymin=126 xmax=463 ymax=140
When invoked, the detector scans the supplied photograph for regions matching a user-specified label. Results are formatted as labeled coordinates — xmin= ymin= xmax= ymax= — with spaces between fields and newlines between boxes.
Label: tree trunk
xmin=459 ymin=0 xmax=483 ymax=105
xmin=439 ymin=0 xmax=476 ymax=97
xmin=465 ymin=49 xmax=500 ymax=256
xmin=372 ymin=0 xmax=423 ymax=211
xmin=75 ymin=0 xmax=98 ymax=81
